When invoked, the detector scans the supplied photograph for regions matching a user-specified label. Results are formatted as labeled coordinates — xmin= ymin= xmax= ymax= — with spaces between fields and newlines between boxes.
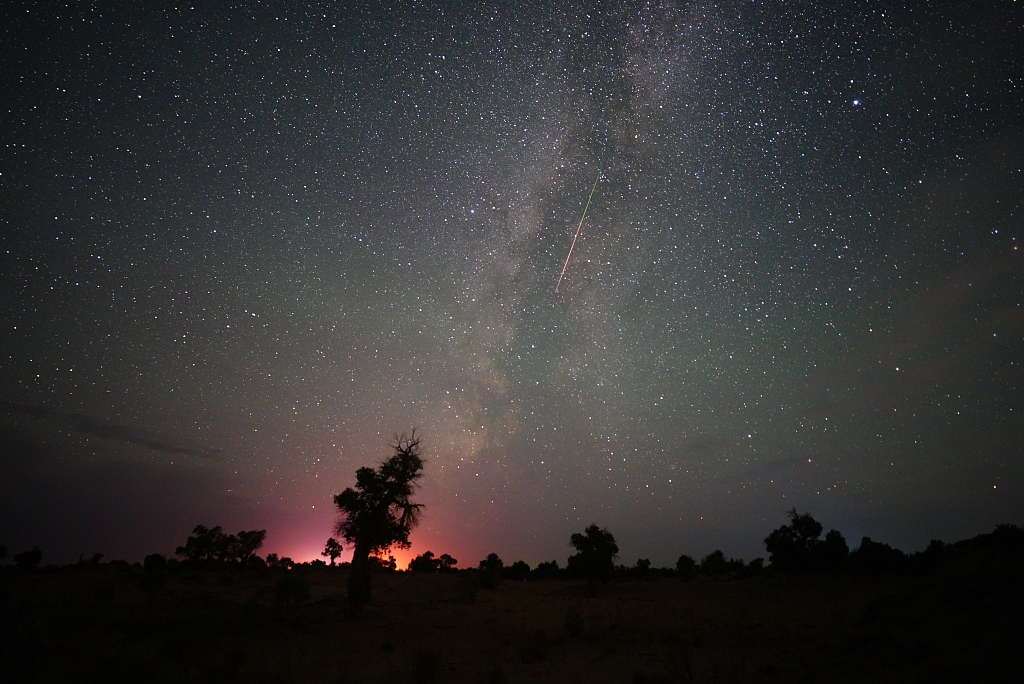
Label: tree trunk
xmin=348 ymin=542 xmax=373 ymax=608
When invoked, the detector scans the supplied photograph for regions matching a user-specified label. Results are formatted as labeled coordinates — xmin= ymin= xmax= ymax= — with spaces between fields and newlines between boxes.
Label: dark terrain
xmin=1 ymin=527 xmax=1020 ymax=683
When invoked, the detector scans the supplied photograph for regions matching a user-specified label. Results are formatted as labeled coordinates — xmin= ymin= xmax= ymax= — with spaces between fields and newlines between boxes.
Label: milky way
xmin=2 ymin=2 xmax=1022 ymax=565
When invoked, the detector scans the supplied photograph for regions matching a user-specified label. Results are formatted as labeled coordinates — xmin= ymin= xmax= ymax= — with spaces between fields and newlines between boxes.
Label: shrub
xmin=675 ymin=554 xmax=697 ymax=579
xmin=532 ymin=560 xmax=561 ymax=580
xmin=478 ymin=553 xmax=503 ymax=572
xmin=140 ymin=553 xmax=168 ymax=592
xmin=14 ymin=546 xmax=41 ymax=570
xmin=437 ymin=553 xmax=458 ymax=573
xmin=700 ymin=550 xmax=743 ymax=575
xmin=504 ymin=560 xmax=530 ymax=581
xmin=850 ymin=537 xmax=907 ymax=575
xmin=409 ymin=551 xmax=439 ymax=572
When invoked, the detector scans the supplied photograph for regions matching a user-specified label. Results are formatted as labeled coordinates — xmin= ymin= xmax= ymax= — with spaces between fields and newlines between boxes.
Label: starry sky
xmin=2 ymin=1 xmax=1022 ymax=567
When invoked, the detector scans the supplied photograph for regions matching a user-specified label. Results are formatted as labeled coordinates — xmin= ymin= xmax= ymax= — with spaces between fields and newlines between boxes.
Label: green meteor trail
xmin=555 ymin=171 xmax=601 ymax=293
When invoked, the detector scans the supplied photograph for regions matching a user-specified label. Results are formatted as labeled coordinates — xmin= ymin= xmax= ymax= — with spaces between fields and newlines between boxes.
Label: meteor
xmin=555 ymin=171 xmax=601 ymax=293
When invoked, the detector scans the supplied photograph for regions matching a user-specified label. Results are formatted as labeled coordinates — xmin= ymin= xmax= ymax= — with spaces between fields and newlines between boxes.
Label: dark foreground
xmin=1 ymin=539 xmax=1020 ymax=683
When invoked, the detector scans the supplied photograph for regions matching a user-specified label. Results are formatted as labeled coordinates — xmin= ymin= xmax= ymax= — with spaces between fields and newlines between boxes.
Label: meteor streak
xmin=555 ymin=172 xmax=601 ymax=293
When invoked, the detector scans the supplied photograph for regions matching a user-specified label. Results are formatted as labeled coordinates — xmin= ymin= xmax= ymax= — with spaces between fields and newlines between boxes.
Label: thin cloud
xmin=1 ymin=402 xmax=222 ymax=460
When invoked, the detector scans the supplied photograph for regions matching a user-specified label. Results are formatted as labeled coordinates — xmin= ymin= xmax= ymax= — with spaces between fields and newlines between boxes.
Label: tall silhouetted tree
xmin=764 ymin=508 xmax=823 ymax=571
xmin=567 ymin=524 xmax=618 ymax=581
xmin=322 ymin=537 xmax=343 ymax=566
xmin=333 ymin=432 xmax=425 ymax=607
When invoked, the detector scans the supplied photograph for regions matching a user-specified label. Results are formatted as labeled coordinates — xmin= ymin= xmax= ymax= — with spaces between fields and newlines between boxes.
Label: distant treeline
xmin=3 ymin=511 xmax=1022 ymax=584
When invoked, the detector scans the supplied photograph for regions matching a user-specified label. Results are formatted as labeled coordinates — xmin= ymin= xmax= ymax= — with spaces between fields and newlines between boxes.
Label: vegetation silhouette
xmin=675 ymin=554 xmax=697 ymax=579
xmin=764 ymin=508 xmax=848 ymax=572
xmin=408 ymin=550 xmax=459 ymax=573
xmin=175 ymin=525 xmax=266 ymax=564
xmin=332 ymin=431 xmax=425 ymax=607
xmin=13 ymin=546 xmax=41 ymax=569
xmin=567 ymin=524 xmax=618 ymax=582
xmin=321 ymin=537 xmax=343 ymax=566
xmin=2 ymin=509 xmax=1021 ymax=682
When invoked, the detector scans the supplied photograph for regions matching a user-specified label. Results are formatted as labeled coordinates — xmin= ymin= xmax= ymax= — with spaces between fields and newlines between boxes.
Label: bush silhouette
xmin=14 ymin=546 xmax=41 ymax=570
xmin=813 ymin=529 xmax=850 ymax=572
xmin=700 ymin=550 xmax=744 ymax=576
xmin=409 ymin=550 xmax=439 ymax=572
xmin=478 ymin=552 xmax=504 ymax=572
xmin=566 ymin=524 xmax=618 ymax=582
xmin=505 ymin=560 xmax=530 ymax=581
xmin=675 ymin=554 xmax=697 ymax=579
xmin=437 ymin=553 xmax=458 ymax=573
xmin=850 ymin=536 xmax=907 ymax=575
xmin=333 ymin=432 xmax=425 ymax=607
xmin=140 ymin=553 xmax=168 ymax=592
xmin=532 ymin=560 xmax=561 ymax=580
xmin=175 ymin=525 xmax=267 ymax=564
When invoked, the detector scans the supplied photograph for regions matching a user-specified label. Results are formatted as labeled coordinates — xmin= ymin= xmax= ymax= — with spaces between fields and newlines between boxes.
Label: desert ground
xmin=1 ymin=537 xmax=1020 ymax=684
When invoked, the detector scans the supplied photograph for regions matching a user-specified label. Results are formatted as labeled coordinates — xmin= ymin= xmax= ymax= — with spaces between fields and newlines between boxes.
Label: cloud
xmin=1 ymin=402 xmax=222 ymax=460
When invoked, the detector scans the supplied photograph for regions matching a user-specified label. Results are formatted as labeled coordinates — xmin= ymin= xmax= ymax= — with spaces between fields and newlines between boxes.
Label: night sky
xmin=2 ymin=1 xmax=1022 ymax=567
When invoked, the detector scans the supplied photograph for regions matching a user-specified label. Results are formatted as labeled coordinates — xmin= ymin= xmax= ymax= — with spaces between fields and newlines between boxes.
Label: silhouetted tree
xmin=532 ymin=560 xmax=561 ymax=580
xmin=14 ymin=546 xmax=42 ymax=570
xmin=675 ymin=554 xmax=698 ymax=579
xmin=368 ymin=554 xmax=397 ymax=571
xmin=140 ymin=553 xmax=168 ymax=592
xmin=175 ymin=524 xmax=266 ymax=564
xmin=700 ymin=550 xmax=736 ymax=575
xmin=176 ymin=524 xmax=222 ymax=561
xmin=764 ymin=509 xmax=851 ymax=573
xmin=333 ymin=432 xmax=425 ymax=607
xmin=322 ymin=537 xmax=344 ymax=566
xmin=567 ymin=524 xmax=619 ymax=581
xmin=505 ymin=560 xmax=530 ymax=581
xmin=478 ymin=553 xmax=504 ymax=572
xmin=233 ymin=529 xmax=267 ymax=562
xmin=437 ymin=553 xmax=458 ymax=573
xmin=409 ymin=550 xmax=439 ymax=572
xmin=633 ymin=558 xmax=652 ymax=579
xmin=764 ymin=508 xmax=822 ymax=571
xmin=812 ymin=529 xmax=850 ymax=572
xmin=850 ymin=536 xmax=907 ymax=576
